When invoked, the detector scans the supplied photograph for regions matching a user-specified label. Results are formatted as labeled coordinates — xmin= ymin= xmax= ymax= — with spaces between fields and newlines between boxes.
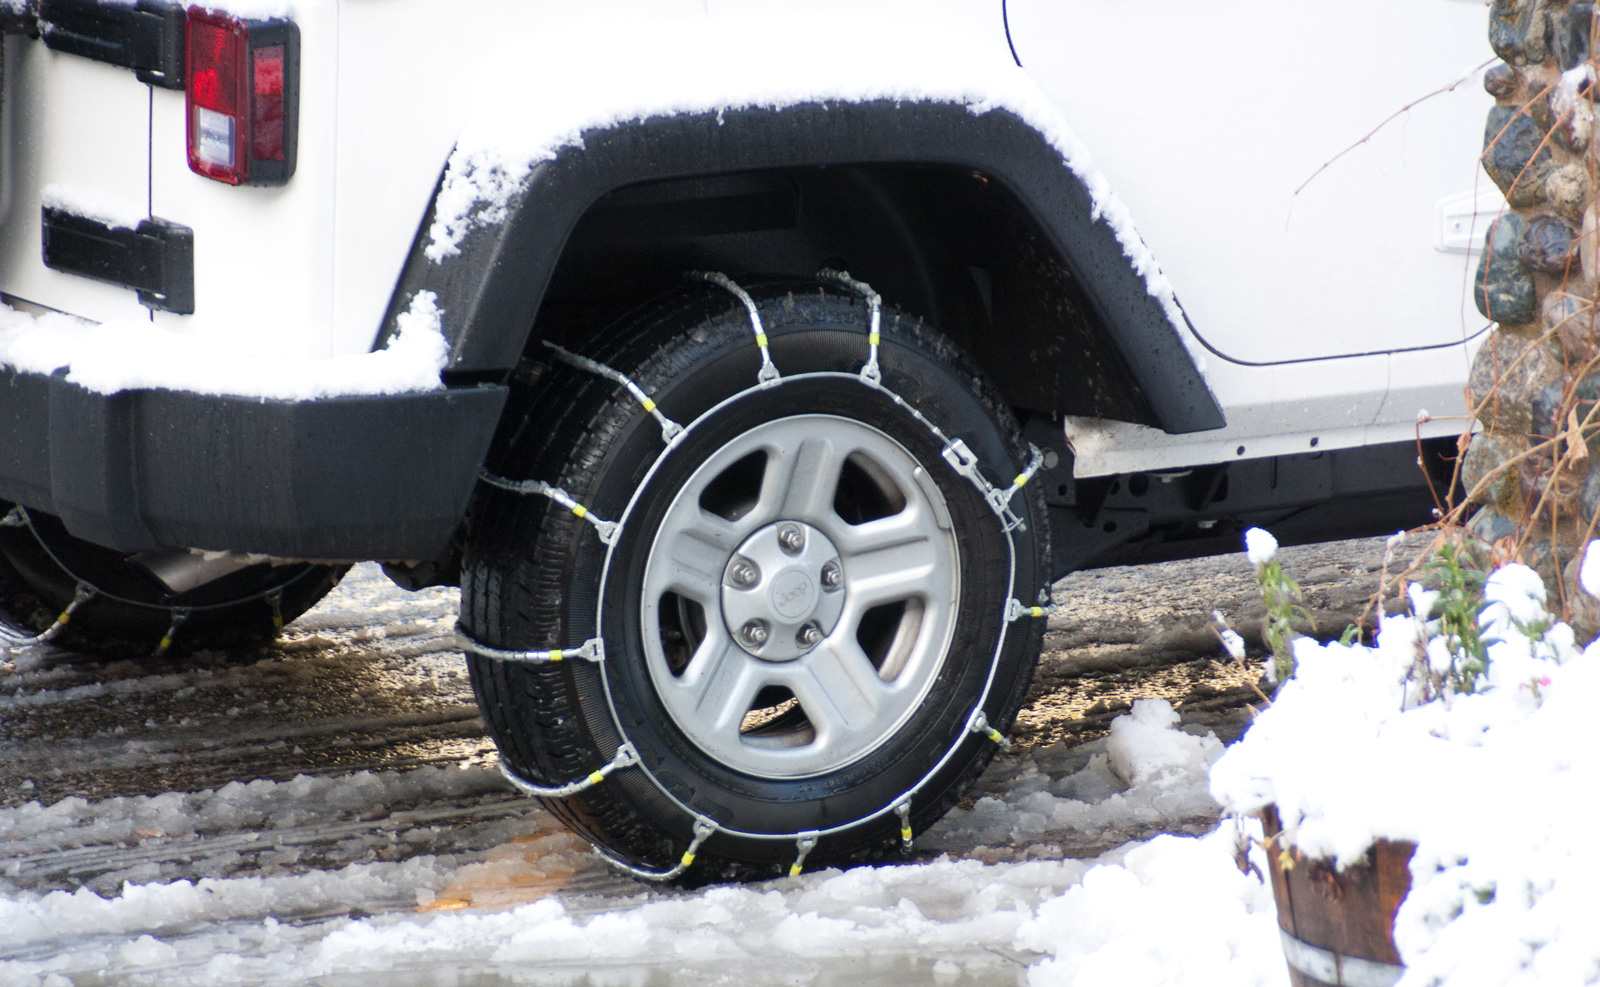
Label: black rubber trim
xmin=0 ymin=369 xmax=508 ymax=560
xmin=380 ymin=100 xmax=1226 ymax=436
xmin=1002 ymin=0 xmax=1022 ymax=67
xmin=42 ymin=206 xmax=195 ymax=314
xmin=38 ymin=0 xmax=185 ymax=89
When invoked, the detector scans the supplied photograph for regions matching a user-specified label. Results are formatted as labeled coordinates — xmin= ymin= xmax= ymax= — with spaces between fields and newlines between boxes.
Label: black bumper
xmin=0 ymin=370 xmax=508 ymax=560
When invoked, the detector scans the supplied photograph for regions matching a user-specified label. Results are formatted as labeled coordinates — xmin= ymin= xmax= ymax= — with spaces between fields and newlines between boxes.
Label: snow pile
xmin=424 ymin=3 xmax=1195 ymax=355
xmin=1018 ymin=826 xmax=1284 ymax=987
xmin=926 ymin=700 xmax=1223 ymax=854
xmin=0 ymin=291 xmax=447 ymax=400
xmin=1211 ymin=531 xmax=1600 ymax=987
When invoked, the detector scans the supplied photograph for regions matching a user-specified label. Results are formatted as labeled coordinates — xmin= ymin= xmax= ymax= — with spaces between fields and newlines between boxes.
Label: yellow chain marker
xmin=542 ymin=341 xmax=683 ymax=443
xmin=588 ymin=771 xmax=606 ymax=786
xmin=572 ymin=505 xmax=588 ymax=519
xmin=680 ymin=850 xmax=697 ymax=868
xmin=790 ymin=835 xmax=818 ymax=877
xmin=691 ymin=271 xmax=779 ymax=383
xmin=549 ymin=649 xmax=565 ymax=662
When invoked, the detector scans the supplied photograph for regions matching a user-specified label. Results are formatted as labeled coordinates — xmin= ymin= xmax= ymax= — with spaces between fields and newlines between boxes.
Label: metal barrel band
xmin=456 ymin=624 xmax=605 ymax=665
xmin=816 ymin=267 xmax=883 ymax=385
xmin=543 ymin=340 xmax=684 ymax=445
xmin=1277 ymin=930 xmax=1403 ymax=987
xmin=690 ymin=271 xmax=780 ymax=385
xmin=1006 ymin=598 xmax=1056 ymax=622
xmin=968 ymin=710 xmax=1012 ymax=752
xmin=595 ymin=817 xmax=719 ymax=883
xmin=788 ymin=833 xmax=820 ymax=878
xmin=578 ymin=369 xmax=1022 ymax=874
xmin=153 ymin=608 xmax=191 ymax=657
xmin=478 ymin=472 xmax=620 ymax=545
xmin=499 ymin=742 xmax=639 ymax=800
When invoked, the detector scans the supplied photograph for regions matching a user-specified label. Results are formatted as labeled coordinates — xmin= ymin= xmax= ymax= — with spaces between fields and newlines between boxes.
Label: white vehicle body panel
xmin=1007 ymin=0 xmax=1493 ymax=364
xmin=148 ymin=1 xmax=342 ymax=357
xmin=1002 ymin=0 xmax=1491 ymax=474
xmin=0 ymin=0 xmax=1484 ymax=478
xmin=0 ymin=40 xmax=151 ymax=324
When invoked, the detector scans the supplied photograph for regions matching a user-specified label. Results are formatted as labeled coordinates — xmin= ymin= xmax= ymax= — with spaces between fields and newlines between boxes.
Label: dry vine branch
xmin=1293 ymin=58 xmax=1497 ymax=200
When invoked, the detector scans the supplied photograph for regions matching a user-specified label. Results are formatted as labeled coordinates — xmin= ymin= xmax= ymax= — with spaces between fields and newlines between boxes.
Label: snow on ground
xmin=0 ymin=697 xmax=1283 ymax=986
xmin=4 ymin=544 xmax=1400 ymax=986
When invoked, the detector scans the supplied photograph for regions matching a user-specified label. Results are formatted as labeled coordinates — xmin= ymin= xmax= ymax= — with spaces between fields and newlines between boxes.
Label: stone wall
xmin=1471 ymin=1 xmax=1600 ymax=630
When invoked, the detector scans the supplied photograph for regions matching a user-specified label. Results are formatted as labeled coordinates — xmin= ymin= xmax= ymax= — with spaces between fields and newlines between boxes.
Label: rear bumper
xmin=0 ymin=369 xmax=508 ymax=560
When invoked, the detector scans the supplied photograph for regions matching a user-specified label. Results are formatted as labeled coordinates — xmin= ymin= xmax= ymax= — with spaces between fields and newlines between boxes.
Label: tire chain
xmin=459 ymin=271 xmax=1053 ymax=880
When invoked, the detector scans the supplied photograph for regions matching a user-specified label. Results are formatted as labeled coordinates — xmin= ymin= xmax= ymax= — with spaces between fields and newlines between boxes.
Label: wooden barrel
xmin=1261 ymin=807 xmax=1415 ymax=987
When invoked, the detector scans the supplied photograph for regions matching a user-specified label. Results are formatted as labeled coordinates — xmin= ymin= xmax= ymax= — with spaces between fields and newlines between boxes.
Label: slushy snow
xmin=0 ymin=701 xmax=1289 ymax=986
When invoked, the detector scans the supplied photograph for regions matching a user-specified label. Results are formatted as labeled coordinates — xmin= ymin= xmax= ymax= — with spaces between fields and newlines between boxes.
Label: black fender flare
xmin=381 ymin=99 xmax=1225 ymax=435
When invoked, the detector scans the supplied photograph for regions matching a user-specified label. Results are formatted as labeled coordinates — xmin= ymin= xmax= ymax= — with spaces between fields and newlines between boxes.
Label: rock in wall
xmin=1473 ymin=1 xmax=1600 ymax=630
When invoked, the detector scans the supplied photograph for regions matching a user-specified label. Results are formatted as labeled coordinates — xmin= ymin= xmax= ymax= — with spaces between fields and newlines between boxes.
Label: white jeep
xmin=0 ymin=0 xmax=1493 ymax=877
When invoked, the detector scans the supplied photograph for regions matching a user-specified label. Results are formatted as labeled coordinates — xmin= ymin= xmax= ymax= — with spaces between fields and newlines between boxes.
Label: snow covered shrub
xmin=1242 ymin=529 xmax=1307 ymax=685
xmin=1211 ymin=528 xmax=1600 ymax=987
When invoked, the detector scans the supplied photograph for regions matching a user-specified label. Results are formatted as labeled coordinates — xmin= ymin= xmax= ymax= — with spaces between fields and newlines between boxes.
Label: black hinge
xmin=42 ymin=207 xmax=195 ymax=315
xmin=37 ymin=0 xmax=185 ymax=89
xmin=0 ymin=3 xmax=38 ymax=37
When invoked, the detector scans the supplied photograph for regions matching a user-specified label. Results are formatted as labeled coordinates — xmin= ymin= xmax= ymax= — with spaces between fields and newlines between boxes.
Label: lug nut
xmin=797 ymin=622 xmax=824 ymax=648
xmin=820 ymin=560 xmax=842 ymax=591
xmin=739 ymin=620 xmax=771 ymax=649
xmin=727 ymin=558 xmax=760 ymax=589
xmin=777 ymin=524 xmax=805 ymax=554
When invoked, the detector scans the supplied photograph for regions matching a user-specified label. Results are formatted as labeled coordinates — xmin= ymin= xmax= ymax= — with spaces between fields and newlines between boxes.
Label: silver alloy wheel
xmin=640 ymin=414 xmax=960 ymax=780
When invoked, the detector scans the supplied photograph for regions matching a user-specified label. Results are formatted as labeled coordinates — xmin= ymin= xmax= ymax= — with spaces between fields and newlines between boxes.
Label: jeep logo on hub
xmin=769 ymin=570 xmax=816 ymax=620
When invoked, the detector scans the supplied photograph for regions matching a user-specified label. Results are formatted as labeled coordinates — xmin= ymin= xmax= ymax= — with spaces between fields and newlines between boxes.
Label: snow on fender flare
xmin=375 ymin=100 xmax=1225 ymax=436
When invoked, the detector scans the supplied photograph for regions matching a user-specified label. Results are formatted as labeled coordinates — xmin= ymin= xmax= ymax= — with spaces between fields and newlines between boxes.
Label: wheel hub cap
xmin=721 ymin=521 xmax=845 ymax=662
xmin=639 ymin=414 xmax=961 ymax=780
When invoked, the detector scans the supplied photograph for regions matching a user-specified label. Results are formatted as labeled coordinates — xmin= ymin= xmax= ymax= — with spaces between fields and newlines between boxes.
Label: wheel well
xmin=531 ymin=165 xmax=1159 ymax=427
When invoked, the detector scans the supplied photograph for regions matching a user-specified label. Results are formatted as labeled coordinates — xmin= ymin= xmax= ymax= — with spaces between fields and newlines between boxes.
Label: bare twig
xmin=1294 ymin=59 xmax=1496 ymax=200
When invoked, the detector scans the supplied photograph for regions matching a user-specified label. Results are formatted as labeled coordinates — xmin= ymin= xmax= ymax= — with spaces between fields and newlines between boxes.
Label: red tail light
xmin=185 ymin=8 xmax=299 ymax=186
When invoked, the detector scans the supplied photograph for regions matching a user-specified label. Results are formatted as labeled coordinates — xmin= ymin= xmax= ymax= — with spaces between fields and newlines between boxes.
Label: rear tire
xmin=463 ymin=282 xmax=1049 ymax=878
xmin=0 ymin=507 xmax=345 ymax=656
